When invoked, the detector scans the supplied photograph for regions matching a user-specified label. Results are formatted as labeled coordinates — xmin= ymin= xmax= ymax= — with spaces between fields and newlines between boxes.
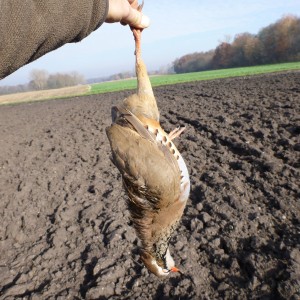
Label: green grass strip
xmin=89 ymin=61 xmax=300 ymax=95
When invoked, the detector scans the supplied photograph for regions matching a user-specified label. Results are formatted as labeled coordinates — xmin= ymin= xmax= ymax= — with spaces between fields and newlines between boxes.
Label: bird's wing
xmin=106 ymin=124 xmax=181 ymax=209
xmin=113 ymin=104 xmax=155 ymax=141
xmin=113 ymin=104 xmax=177 ymax=170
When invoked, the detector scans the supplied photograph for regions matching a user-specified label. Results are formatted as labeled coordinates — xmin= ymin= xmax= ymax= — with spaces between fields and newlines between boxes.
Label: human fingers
xmin=122 ymin=5 xmax=150 ymax=28
xmin=128 ymin=0 xmax=139 ymax=9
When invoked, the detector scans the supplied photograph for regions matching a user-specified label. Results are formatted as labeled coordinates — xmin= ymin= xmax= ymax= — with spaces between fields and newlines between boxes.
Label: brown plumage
xmin=106 ymin=6 xmax=190 ymax=277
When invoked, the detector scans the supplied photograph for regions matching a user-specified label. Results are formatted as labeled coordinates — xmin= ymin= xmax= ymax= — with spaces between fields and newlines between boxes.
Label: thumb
xmin=122 ymin=7 xmax=150 ymax=28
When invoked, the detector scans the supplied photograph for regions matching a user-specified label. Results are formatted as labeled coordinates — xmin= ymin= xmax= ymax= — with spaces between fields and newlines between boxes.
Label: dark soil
xmin=0 ymin=72 xmax=299 ymax=300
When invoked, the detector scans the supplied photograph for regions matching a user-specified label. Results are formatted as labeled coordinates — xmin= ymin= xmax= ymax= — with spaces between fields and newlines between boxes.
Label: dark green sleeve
xmin=0 ymin=0 xmax=109 ymax=79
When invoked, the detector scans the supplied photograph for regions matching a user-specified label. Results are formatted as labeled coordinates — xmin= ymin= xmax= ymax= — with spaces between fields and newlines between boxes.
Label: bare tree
xmin=69 ymin=71 xmax=86 ymax=85
xmin=46 ymin=72 xmax=85 ymax=89
xmin=29 ymin=69 xmax=48 ymax=90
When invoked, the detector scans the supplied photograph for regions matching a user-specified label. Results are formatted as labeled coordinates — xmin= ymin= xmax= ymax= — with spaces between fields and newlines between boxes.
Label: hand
xmin=105 ymin=0 xmax=150 ymax=29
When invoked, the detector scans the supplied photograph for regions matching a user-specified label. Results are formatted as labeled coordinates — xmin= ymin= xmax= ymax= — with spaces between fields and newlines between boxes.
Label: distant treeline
xmin=87 ymin=64 xmax=174 ymax=84
xmin=0 ymin=70 xmax=85 ymax=95
xmin=173 ymin=15 xmax=300 ymax=73
xmin=87 ymin=71 xmax=135 ymax=84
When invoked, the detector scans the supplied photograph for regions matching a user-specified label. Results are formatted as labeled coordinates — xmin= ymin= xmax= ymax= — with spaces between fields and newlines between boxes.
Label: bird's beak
xmin=170 ymin=266 xmax=184 ymax=276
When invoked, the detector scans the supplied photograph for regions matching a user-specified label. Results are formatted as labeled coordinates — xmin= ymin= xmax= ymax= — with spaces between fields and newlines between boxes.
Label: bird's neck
xmin=136 ymin=58 xmax=154 ymax=98
xmin=135 ymin=55 xmax=160 ymax=122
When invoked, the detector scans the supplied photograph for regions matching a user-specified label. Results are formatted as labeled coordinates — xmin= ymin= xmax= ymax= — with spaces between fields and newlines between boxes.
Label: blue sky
xmin=1 ymin=0 xmax=299 ymax=86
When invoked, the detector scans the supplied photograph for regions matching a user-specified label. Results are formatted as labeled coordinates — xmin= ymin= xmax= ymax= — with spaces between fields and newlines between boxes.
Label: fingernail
xmin=140 ymin=15 xmax=150 ymax=28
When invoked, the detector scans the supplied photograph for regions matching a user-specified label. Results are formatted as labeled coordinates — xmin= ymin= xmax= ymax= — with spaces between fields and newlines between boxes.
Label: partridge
xmin=106 ymin=7 xmax=190 ymax=278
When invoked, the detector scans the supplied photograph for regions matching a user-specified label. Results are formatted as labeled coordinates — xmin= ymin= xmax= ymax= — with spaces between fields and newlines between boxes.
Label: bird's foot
xmin=168 ymin=127 xmax=185 ymax=140
xmin=132 ymin=28 xmax=141 ymax=44
xmin=137 ymin=0 xmax=144 ymax=12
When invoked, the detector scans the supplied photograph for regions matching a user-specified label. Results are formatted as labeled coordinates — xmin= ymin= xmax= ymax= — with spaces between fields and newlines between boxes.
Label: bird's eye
xmin=162 ymin=269 xmax=170 ymax=274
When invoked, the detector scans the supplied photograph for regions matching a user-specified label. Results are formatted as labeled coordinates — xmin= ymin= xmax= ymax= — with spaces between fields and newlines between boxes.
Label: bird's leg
xmin=130 ymin=16 xmax=155 ymax=100
xmin=129 ymin=1 xmax=159 ymax=120
xmin=132 ymin=28 xmax=142 ymax=64
xmin=168 ymin=127 xmax=186 ymax=140
xmin=131 ymin=1 xmax=144 ymax=63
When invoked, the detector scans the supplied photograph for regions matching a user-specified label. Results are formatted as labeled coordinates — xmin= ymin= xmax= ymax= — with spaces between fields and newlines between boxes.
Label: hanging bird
xmin=106 ymin=4 xmax=190 ymax=278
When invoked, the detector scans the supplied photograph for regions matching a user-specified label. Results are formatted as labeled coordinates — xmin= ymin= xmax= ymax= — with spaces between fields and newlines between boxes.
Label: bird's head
xmin=140 ymin=248 xmax=181 ymax=278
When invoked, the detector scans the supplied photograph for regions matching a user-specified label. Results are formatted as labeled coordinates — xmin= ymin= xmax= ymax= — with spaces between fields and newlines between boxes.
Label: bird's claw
xmin=137 ymin=0 xmax=144 ymax=12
